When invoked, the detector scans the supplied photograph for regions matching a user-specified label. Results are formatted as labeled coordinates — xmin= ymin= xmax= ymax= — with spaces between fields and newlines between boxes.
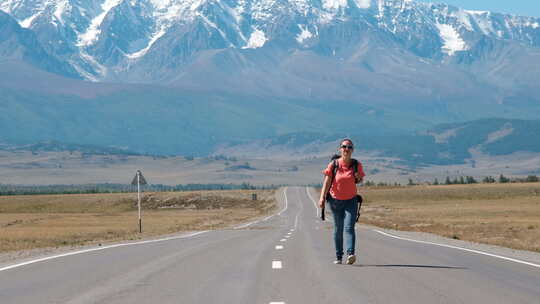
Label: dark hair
xmin=339 ymin=138 xmax=354 ymax=147
xmin=331 ymin=154 xmax=341 ymax=160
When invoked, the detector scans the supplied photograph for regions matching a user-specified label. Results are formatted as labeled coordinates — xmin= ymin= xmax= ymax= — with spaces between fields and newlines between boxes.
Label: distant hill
xmin=0 ymin=140 xmax=140 ymax=156
xmin=4 ymin=119 xmax=539 ymax=167
xmin=216 ymin=118 xmax=540 ymax=166
xmin=426 ymin=118 xmax=540 ymax=158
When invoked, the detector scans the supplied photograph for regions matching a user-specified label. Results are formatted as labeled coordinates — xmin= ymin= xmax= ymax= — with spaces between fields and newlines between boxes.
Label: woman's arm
xmin=318 ymin=175 xmax=331 ymax=208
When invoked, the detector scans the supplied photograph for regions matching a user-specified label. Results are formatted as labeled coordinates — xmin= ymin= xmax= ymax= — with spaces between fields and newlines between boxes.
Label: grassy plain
xmin=3 ymin=150 xmax=539 ymax=187
xmin=0 ymin=190 xmax=276 ymax=253
xmin=360 ymin=183 xmax=540 ymax=252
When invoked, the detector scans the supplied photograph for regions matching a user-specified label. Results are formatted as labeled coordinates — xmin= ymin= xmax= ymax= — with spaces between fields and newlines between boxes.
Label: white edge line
xmin=2 ymin=187 xmax=289 ymax=272
xmin=0 ymin=231 xmax=209 ymax=273
xmin=309 ymin=185 xmax=539 ymax=269
xmin=305 ymin=187 xmax=319 ymax=217
xmin=306 ymin=186 xmax=333 ymax=224
xmin=373 ymin=229 xmax=540 ymax=269
xmin=278 ymin=187 xmax=288 ymax=216
xmin=234 ymin=187 xmax=289 ymax=229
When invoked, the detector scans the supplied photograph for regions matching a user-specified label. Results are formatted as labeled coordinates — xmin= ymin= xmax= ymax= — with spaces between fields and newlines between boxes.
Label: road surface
xmin=1 ymin=187 xmax=539 ymax=303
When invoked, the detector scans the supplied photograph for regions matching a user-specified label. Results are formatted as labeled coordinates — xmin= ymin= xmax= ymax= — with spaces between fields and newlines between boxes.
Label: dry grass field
xmin=3 ymin=184 xmax=540 ymax=254
xmin=0 ymin=190 xmax=276 ymax=253
xmin=359 ymin=183 xmax=540 ymax=252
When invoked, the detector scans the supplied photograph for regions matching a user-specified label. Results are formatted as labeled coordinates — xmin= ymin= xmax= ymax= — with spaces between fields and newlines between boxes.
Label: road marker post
xmin=131 ymin=170 xmax=148 ymax=233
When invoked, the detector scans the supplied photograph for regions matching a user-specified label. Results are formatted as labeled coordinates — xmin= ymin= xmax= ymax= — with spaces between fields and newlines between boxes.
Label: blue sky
xmin=416 ymin=0 xmax=540 ymax=17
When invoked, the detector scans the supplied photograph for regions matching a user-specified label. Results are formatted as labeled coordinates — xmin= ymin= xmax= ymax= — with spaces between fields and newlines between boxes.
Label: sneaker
xmin=346 ymin=254 xmax=356 ymax=265
xmin=334 ymin=259 xmax=342 ymax=265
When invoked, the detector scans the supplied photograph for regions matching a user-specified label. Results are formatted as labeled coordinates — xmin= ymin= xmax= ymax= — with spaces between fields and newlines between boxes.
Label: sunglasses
xmin=340 ymin=145 xmax=354 ymax=150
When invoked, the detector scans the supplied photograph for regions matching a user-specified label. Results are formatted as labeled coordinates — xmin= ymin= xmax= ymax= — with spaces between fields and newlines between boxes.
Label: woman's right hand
xmin=318 ymin=197 xmax=325 ymax=209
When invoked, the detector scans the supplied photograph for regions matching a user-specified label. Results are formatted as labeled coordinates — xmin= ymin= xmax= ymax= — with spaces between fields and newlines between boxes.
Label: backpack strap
xmin=352 ymin=158 xmax=359 ymax=183
xmin=325 ymin=160 xmax=339 ymax=200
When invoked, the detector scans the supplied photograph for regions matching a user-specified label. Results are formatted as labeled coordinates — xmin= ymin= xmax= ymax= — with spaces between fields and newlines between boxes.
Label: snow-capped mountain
xmin=1 ymin=0 xmax=539 ymax=83
xmin=2 ymin=0 xmax=540 ymax=155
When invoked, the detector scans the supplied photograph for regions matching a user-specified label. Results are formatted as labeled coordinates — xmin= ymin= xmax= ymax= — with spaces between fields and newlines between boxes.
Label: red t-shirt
xmin=323 ymin=158 xmax=365 ymax=200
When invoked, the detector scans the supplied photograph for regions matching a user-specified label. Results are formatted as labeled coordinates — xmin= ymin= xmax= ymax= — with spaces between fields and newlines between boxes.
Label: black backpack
xmin=322 ymin=156 xmax=364 ymax=222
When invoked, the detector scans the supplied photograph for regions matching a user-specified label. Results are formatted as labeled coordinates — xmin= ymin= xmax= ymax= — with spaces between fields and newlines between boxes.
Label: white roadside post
xmin=131 ymin=170 xmax=148 ymax=233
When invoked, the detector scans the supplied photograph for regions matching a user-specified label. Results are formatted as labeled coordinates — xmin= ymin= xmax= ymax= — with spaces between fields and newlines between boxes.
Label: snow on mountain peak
xmin=20 ymin=13 xmax=39 ymax=28
xmin=436 ymin=23 xmax=468 ymax=56
xmin=354 ymin=0 xmax=371 ymax=9
xmin=125 ymin=0 xmax=208 ymax=59
xmin=1 ymin=0 xmax=539 ymax=82
xmin=53 ymin=0 xmax=70 ymax=25
xmin=126 ymin=28 xmax=167 ymax=59
xmin=0 ymin=0 xmax=16 ymax=14
xmin=465 ymin=10 xmax=488 ymax=16
xmin=296 ymin=24 xmax=313 ymax=43
xmin=243 ymin=28 xmax=267 ymax=49
xmin=322 ymin=0 xmax=348 ymax=11
xmin=77 ymin=0 xmax=123 ymax=47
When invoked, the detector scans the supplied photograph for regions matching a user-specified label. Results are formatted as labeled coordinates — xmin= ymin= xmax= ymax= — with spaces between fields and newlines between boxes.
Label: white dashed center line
xmin=280 ymin=239 xmax=286 ymax=242
xmin=285 ymin=235 xmax=290 ymax=238
xmin=272 ymin=261 xmax=283 ymax=269
xmin=269 ymin=302 xmax=285 ymax=304
xmin=275 ymin=245 xmax=284 ymax=250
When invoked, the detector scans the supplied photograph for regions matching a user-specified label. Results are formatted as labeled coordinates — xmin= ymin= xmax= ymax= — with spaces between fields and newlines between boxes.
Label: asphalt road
xmin=1 ymin=187 xmax=539 ymax=304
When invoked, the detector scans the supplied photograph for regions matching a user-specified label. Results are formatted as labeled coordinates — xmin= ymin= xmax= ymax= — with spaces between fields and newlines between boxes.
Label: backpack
xmin=323 ymin=156 xmax=363 ymax=222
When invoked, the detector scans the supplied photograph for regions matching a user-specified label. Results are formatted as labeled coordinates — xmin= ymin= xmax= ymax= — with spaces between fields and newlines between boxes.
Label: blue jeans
xmin=329 ymin=196 xmax=358 ymax=259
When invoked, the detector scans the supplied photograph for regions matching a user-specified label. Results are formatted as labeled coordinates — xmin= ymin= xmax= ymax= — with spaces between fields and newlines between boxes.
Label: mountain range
xmin=1 ymin=0 xmax=540 ymax=158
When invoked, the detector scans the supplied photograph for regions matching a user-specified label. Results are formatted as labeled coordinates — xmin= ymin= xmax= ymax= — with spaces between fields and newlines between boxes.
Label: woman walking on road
xmin=318 ymin=138 xmax=365 ymax=265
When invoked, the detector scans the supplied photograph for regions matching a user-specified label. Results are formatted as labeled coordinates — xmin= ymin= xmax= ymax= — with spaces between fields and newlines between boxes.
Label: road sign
xmin=131 ymin=170 xmax=148 ymax=185
xmin=130 ymin=170 xmax=148 ymax=233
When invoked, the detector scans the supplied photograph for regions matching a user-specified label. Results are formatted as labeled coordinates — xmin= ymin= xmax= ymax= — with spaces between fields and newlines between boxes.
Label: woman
xmin=318 ymin=138 xmax=365 ymax=265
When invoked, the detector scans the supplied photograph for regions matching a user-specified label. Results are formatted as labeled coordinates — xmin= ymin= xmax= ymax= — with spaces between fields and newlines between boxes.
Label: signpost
xmin=131 ymin=170 xmax=148 ymax=233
